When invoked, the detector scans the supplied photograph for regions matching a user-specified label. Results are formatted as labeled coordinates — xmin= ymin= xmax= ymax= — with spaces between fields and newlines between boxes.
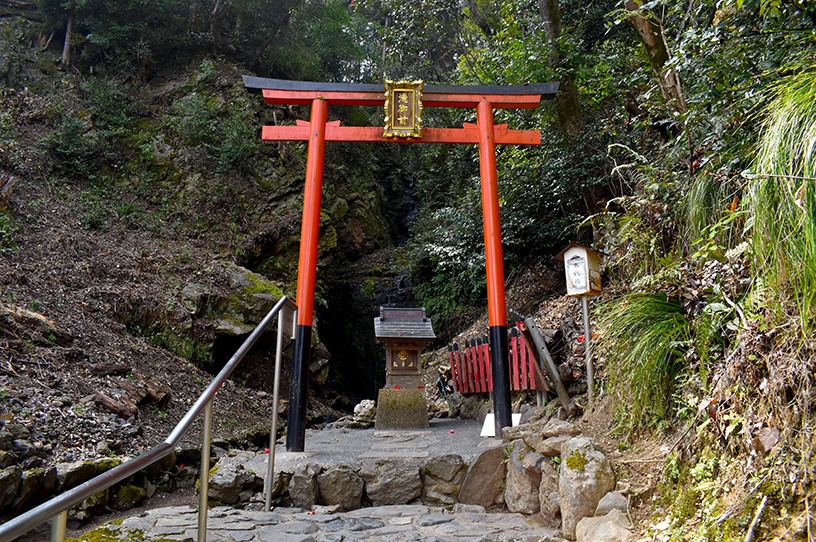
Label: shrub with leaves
xmin=0 ymin=209 xmax=18 ymax=254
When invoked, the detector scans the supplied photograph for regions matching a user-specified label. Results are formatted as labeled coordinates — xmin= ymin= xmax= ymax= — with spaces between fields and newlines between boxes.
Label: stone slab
xmin=371 ymin=441 xmax=428 ymax=449
xmin=358 ymin=450 xmax=430 ymax=458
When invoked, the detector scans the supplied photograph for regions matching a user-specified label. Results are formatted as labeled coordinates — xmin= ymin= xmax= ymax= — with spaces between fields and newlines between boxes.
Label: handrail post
xmin=50 ymin=510 xmax=67 ymax=542
xmin=198 ymin=400 xmax=213 ymax=542
xmin=265 ymin=307 xmax=286 ymax=511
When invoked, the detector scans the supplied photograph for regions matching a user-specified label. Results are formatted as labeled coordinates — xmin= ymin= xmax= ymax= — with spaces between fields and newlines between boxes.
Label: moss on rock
xmin=564 ymin=449 xmax=588 ymax=472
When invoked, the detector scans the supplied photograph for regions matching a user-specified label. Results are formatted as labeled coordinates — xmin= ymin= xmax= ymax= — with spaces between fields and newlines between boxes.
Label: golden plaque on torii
xmin=384 ymin=79 xmax=423 ymax=138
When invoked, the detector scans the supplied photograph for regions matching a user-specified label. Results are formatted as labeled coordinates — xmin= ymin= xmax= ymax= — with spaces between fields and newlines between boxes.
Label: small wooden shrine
xmin=374 ymin=307 xmax=436 ymax=389
xmin=373 ymin=307 xmax=436 ymax=429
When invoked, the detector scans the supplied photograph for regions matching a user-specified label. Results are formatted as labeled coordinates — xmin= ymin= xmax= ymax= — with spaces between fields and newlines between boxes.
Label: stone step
xmin=97 ymin=503 xmax=568 ymax=542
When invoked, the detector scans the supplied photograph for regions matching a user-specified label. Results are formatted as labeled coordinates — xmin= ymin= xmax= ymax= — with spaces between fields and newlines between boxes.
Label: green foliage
xmin=0 ymin=107 xmax=23 ymax=171
xmin=684 ymin=176 xmax=745 ymax=251
xmin=83 ymin=77 xmax=139 ymax=135
xmin=46 ymin=77 xmax=144 ymax=180
xmin=0 ymin=209 xmax=19 ymax=254
xmin=354 ymin=0 xmax=464 ymax=81
xmin=597 ymin=294 xmax=691 ymax=430
xmin=168 ymin=90 xmax=258 ymax=175
xmin=48 ymin=112 xmax=98 ymax=178
xmin=409 ymin=203 xmax=486 ymax=332
xmin=689 ymin=206 xmax=746 ymax=263
xmin=747 ymin=68 xmax=816 ymax=333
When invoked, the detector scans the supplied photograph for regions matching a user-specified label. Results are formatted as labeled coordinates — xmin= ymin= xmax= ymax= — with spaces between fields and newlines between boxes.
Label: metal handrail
xmin=0 ymin=295 xmax=297 ymax=542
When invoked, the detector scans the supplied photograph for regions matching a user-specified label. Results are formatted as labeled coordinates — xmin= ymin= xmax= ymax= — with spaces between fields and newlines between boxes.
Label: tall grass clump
xmin=747 ymin=68 xmax=816 ymax=334
xmin=597 ymin=294 xmax=691 ymax=430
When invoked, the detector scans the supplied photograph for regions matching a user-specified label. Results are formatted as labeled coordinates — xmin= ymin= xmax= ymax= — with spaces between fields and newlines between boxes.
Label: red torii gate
xmin=243 ymin=76 xmax=558 ymax=451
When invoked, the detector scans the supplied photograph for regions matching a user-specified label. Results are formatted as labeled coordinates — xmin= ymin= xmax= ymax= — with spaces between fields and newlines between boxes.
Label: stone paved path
xmin=271 ymin=419 xmax=488 ymax=472
xmin=101 ymin=503 xmax=567 ymax=542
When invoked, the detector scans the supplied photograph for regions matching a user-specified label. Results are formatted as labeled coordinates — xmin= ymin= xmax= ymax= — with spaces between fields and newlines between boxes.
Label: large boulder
xmin=317 ymin=466 xmax=364 ymax=511
xmin=576 ymin=509 xmax=633 ymax=542
xmin=459 ymin=395 xmax=488 ymax=421
xmin=353 ymin=400 xmax=376 ymax=423
xmin=505 ymin=418 xmax=581 ymax=448
xmin=504 ymin=440 xmax=542 ymax=515
xmin=0 ymin=428 xmax=13 ymax=450
xmin=532 ymin=435 xmax=573 ymax=457
xmin=559 ymin=437 xmax=616 ymax=540
xmin=420 ymin=454 xmax=467 ymax=507
xmin=457 ymin=443 xmax=506 ymax=509
xmin=110 ymin=484 xmax=145 ymax=511
xmin=56 ymin=461 xmax=97 ymax=492
xmin=0 ymin=450 xmax=15 ymax=468
xmin=288 ymin=463 xmax=322 ymax=509
xmin=208 ymin=454 xmax=262 ymax=504
xmin=12 ymin=466 xmax=56 ymax=511
xmin=359 ymin=460 xmax=421 ymax=506
xmin=70 ymin=488 xmax=109 ymax=524
xmin=595 ymin=491 xmax=628 ymax=516
xmin=0 ymin=466 xmax=21 ymax=510
xmin=183 ymin=265 xmax=286 ymax=335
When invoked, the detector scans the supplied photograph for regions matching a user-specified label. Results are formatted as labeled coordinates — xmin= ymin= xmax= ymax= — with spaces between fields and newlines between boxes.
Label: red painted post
xmin=454 ymin=344 xmax=464 ymax=393
xmin=287 ymin=98 xmax=328 ymax=452
xmin=484 ymin=341 xmax=493 ymax=391
xmin=466 ymin=339 xmax=475 ymax=393
xmin=510 ymin=332 xmax=519 ymax=391
xmin=479 ymin=338 xmax=488 ymax=391
xmin=477 ymin=99 xmax=512 ymax=433
xmin=474 ymin=339 xmax=484 ymax=393
xmin=461 ymin=340 xmax=470 ymax=393
xmin=468 ymin=339 xmax=479 ymax=393
xmin=520 ymin=335 xmax=526 ymax=389
xmin=448 ymin=345 xmax=456 ymax=393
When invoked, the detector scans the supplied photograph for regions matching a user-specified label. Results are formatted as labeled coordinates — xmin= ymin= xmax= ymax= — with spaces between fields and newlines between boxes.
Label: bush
xmin=596 ymin=293 xmax=691 ymax=430
xmin=748 ymin=69 xmax=816 ymax=334
xmin=48 ymin=113 xmax=99 ymax=178
xmin=0 ymin=209 xmax=18 ymax=254
xmin=168 ymin=91 xmax=258 ymax=175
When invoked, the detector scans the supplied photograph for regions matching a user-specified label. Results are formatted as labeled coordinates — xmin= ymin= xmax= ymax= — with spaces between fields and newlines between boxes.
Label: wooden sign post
xmin=244 ymin=76 xmax=558 ymax=451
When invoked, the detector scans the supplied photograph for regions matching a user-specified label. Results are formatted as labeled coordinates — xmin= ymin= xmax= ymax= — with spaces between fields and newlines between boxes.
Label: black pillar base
xmin=489 ymin=325 xmax=511 ymax=437
xmin=286 ymin=324 xmax=311 ymax=452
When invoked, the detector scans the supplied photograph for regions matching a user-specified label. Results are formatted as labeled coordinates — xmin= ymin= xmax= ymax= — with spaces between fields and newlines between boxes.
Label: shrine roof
xmin=374 ymin=307 xmax=436 ymax=341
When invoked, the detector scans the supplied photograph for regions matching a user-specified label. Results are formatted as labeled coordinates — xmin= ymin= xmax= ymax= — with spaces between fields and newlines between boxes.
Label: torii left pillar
xmin=243 ymin=76 xmax=559 ymax=451
xmin=289 ymin=98 xmax=328 ymax=451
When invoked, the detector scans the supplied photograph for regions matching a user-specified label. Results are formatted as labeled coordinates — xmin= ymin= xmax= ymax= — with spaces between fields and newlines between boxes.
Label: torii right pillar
xmin=476 ymin=99 xmax=512 ymax=435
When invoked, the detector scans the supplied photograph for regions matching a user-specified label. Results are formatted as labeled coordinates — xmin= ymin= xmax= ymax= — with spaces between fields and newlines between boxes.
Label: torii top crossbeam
xmin=242 ymin=75 xmax=559 ymax=452
xmin=244 ymin=76 xmax=557 ymax=144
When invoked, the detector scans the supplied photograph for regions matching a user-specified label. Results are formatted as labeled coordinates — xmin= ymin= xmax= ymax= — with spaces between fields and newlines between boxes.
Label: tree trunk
xmin=624 ymin=0 xmax=687 ymax=112
xmin=61 ymin=12 xmax=72 ymax=68
xmin=187 ymin=0 xmax=196 ymax=35
xmin=209 ymin=0 xmax=222 ymax=43
xmin=537 ymin=0 xmax=582 ymax=134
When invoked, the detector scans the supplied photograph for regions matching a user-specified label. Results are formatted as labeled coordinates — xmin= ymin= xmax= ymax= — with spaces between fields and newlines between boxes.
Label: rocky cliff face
xmin=1 ymin=4 xmax=420 ymax=386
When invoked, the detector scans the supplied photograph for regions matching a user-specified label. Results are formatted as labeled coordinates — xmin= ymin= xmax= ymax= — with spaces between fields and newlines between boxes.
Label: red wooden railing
xmin=448 ymin=329 xmax=537 ymax=393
